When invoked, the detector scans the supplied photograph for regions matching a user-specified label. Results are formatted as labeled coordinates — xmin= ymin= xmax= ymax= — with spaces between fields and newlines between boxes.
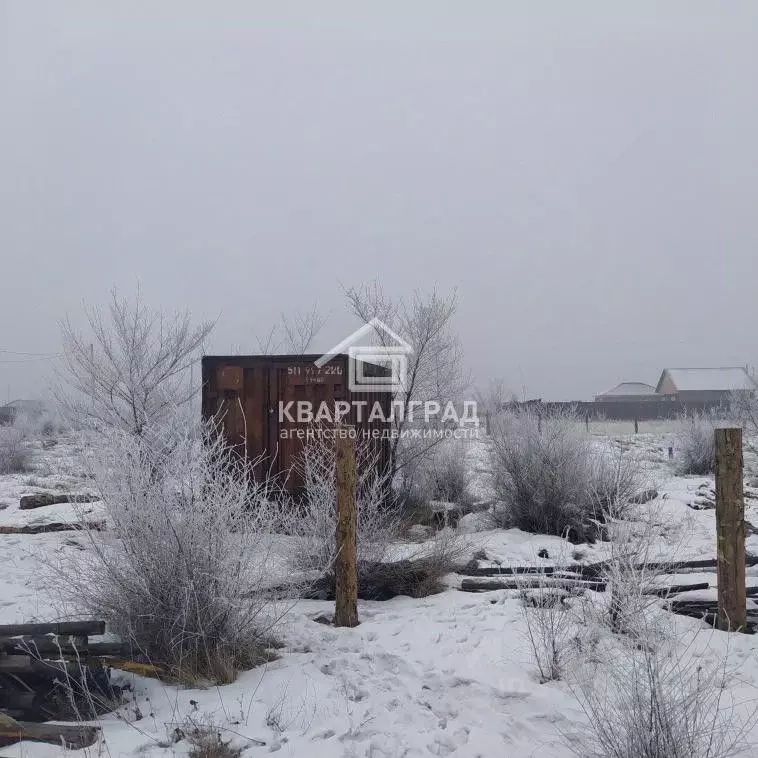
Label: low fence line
xmin=501 ymin=398 xmax=732 ymax=423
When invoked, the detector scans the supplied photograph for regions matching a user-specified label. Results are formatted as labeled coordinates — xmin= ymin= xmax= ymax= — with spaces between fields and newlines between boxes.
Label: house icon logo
xmin=315 ymin=318 xmax=412 ymax=393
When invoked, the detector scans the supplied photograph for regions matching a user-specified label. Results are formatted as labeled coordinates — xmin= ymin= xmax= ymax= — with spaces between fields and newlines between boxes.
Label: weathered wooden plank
xmin=0 ymin=721 xmax=100 ymax=749
xmin=667 ymin=599 xmax=757 ymax=617
xmin=0 ymin=692 xmax=35 ymax=710
xmin=642 ymin=582 xmax=710 ymax=597
xmin=461 ymin=577 xmax=709 ymax=596
xmin=0 ymin=656 xmax=72 ymax=676
xmin=0 ymin=621 xmax=104 ymax=637
xmin=0 ymin=521 xmax=105 ymax=535
xmin=459 ymin=564 xmax=557 ymax=577
xmin=669 ymin=601 xmax=717 ymax=615
xmin=458 ymin=555 xmax=758 ymax=579
xmin=460 ymin=578 xmax=606 ymax=593
xmin=0 ymin=637 xmax=128 ymax=658
xmin=19 ymin=494 xmax=99 ymax=510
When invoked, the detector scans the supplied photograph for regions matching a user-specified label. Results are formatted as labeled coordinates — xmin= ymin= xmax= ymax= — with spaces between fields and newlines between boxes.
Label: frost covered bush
xmin=490 ymin=409 xmax=638 ymax=542
xmin=675 ymin=414 xmax=716 ymax=475
xmin=0 ymin=404 xmax=66 ymax=474
xmin=57 ymin=418 xmax=287 ymax=683
xmin=569 ymin=500 xmax=756 ymax=756
xmin=517 ymin=574 xmax=576 ymax=682
xmin=411 ymin=438 xmax=472 ymax=506
xmin=16 ymin=405 xmax=64 ymax=441
xmin=0 ymin=419 xmax=31 ymax=474
xmin=289 ymin=430 xmax=397 ymax=574
xmin=597 ymin=499 xmax=673 ymax=638
xmin=306 ymin=527 xmax=470 ymax=601
xmin=290 ymin=429 xmax=469 ymax=599
xmin=490 ymin=409 xmax=594 ymax=540
xmin=391 ymin=438 xmax=472 ymax=529
xmin=571 ymin=633 xmax=754 ymax=758
xmin=591 ymin=443 xmax=641 ymax=511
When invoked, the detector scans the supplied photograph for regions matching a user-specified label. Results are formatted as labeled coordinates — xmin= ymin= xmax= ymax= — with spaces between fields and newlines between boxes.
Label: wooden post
xmin=715 ymin=428 xmax=746 ymax=632
xmin=585 ymin=413 xmax=589 ymax=433
xmin=634 ymin=418 xmax=639 ymax=434
xmin=334 ymin=428 xmax=358 ymax=627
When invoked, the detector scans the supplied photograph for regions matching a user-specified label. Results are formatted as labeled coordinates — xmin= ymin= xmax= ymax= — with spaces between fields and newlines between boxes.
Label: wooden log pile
xmin=0 ymin=716 xmax=100 ymax=750
xmin=667 ymin=598 xmax=758 ymax=634
xmin=458 ymin=556 xmax=758 ymax=631
xmin=457 ymin=555 xmax=743 ymax=615
xmin=458 ymin=554 xmax=758 ymax=580
xmin=0 ymin=620 xmax=130 ymax=748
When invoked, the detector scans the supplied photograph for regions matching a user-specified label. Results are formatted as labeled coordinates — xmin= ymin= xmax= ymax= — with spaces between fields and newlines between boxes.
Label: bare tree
xmin=343 ymin=282 xmax=467 ymax=480
xmin=256 ymin=304 xmax=326 ymax=355
xmin=281 ymin=305 xmax=326 ymax=354
xmin=254 ymin=323 xmax=280 ymax=356
xmin=57 ymin=289 xmax=214 ymax=436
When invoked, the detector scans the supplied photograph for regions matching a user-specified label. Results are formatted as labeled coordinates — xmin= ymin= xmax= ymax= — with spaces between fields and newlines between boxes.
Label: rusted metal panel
xmin=201 ymin=354 xmax=391 ymax=492
xmin=216 ymin=364 xmax=243 ymax=391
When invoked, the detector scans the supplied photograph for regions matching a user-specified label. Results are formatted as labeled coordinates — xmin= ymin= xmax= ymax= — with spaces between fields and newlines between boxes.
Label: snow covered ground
xmin=2 ymin=429 xmax=758 ymax=757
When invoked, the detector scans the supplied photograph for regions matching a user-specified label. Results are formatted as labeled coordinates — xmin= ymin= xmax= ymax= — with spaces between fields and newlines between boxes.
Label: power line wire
xmin=0 ymin=355 xmax=62 ymax=364
xmin=0 ymin=349 xmax=63 ymax=358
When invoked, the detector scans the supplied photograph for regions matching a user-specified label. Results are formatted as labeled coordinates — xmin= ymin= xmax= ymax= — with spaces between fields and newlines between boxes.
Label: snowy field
xmin=2 ymin=429 xmax=758 ymax=757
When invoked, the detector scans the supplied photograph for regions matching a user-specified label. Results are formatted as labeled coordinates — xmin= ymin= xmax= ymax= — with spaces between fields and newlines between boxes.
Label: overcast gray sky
xmin=1 ymin=1 xmax=757 ymax=402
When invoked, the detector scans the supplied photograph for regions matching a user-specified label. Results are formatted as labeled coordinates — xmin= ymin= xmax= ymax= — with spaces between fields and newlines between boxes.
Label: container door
xmin=276 ymin=359 xmax=346 ymax=491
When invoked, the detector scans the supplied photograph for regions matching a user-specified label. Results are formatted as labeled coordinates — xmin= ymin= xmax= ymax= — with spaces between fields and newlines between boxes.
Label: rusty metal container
xmin=201 ymin=354 xmax=391 ymax=491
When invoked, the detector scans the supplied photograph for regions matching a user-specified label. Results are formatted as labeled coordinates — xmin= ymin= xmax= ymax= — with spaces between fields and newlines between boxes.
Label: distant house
xmin=0 ymin=399 xmax=47 ymax=425
xmin=594 ymin=382 xmax=659 ymax=403
xmin=655 ymin=367 xmax=756 ymax=404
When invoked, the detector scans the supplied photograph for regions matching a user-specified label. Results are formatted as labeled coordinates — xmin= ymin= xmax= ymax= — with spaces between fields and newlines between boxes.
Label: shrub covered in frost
xmin=490 ymin=409 xmax=638 ymax=542
xmin=675 ymin=414 xmax=716 ymax=476
xmin=289 ymin=430 xmax=397 ymax=574
xmin=57 ymin=417 xmax=287 ymax=683
xmin=290 ymin=429 xmax=469 ymax=599
xmin=412 ymin=438 xmax=472 ymax=506
xmin=0 ymin=420 xmax=31 ymax=474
